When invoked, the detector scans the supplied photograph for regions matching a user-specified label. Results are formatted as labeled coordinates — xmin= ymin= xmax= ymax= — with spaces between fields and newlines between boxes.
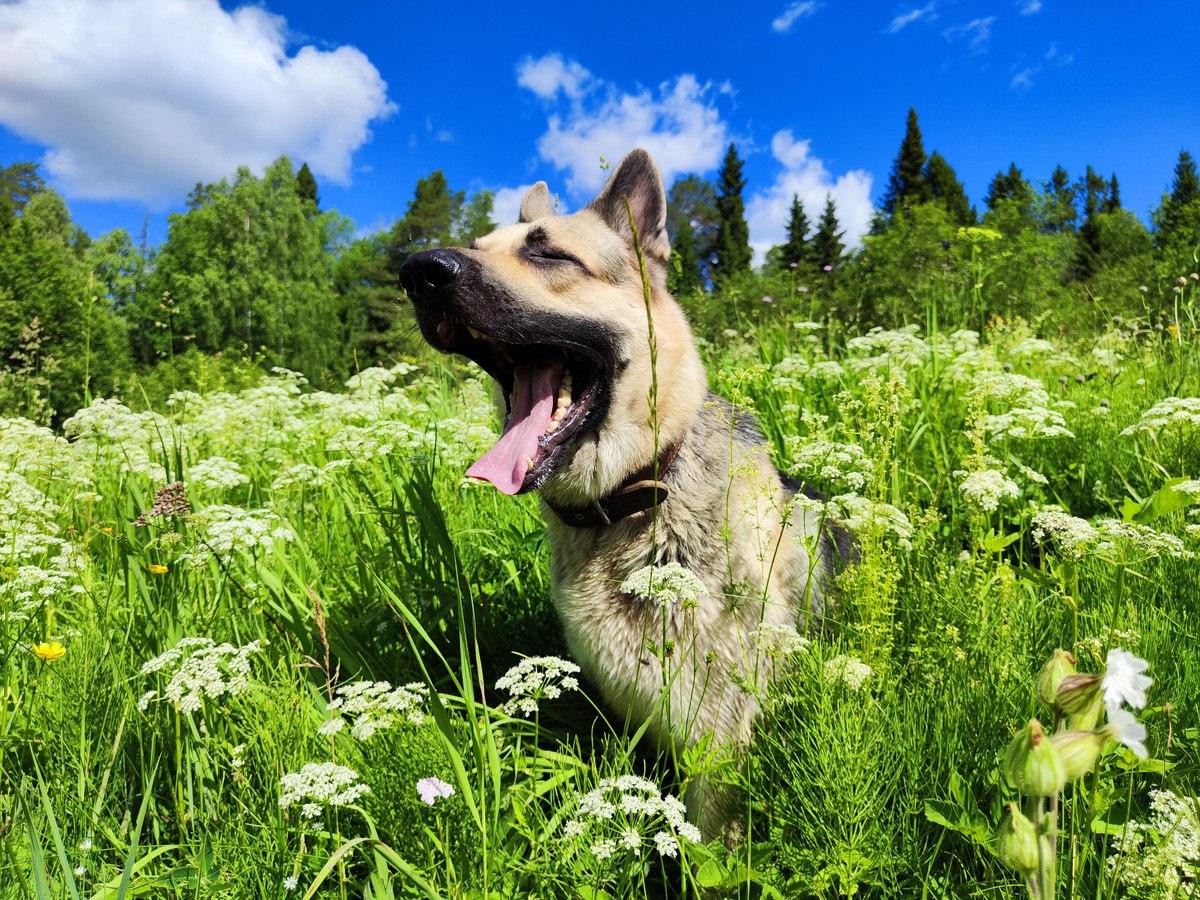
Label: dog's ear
xmin=588 ymin=149 xmax=670 ymax=262
xmin=518 ymin=182 xmax=556 ymax=223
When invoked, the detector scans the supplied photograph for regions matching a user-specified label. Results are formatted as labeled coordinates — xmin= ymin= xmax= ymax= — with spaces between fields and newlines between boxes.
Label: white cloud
xmin=1011 ymin=68 xmax=1035 ymax=89
xmin=517 ymin=54 xmax=730 ymax=196
xmin=772 ymin=1 xmax=818 ymax=34
xmin=888 ymin=3 xmax=936 ymax=33
xmin=1019 ymin=0 xmax=1042 ymax=13
xmin=1011 ymin=42 xmax=1074 ymax=89
xmin=745 ymin=130 xmax=873 ymax=262
xmin=436 ymin=131 xmax=454 ymax=143
xmin=944 ymin=17 xmax=995 ymax=53
xmin=0 ymin=0 xmax=395 ymax=203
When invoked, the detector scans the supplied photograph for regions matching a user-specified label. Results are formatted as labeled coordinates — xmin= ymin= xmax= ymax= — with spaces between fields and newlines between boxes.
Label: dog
xmin=400 ymin=149 xmax=852 ymax=838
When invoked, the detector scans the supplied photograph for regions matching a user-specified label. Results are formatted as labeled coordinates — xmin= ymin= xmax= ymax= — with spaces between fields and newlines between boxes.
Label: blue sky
xmin=1 ymin=0 xmax=1196 ymax=259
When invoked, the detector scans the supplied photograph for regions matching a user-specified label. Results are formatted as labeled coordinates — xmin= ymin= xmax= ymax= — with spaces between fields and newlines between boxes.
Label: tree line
xmin=2 ymin=108 xmax=1198 ymax=420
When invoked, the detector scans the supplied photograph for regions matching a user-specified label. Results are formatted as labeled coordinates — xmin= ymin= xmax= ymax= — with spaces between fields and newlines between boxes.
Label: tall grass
xmin=1 ymin=269 xmax=1198 ymax=898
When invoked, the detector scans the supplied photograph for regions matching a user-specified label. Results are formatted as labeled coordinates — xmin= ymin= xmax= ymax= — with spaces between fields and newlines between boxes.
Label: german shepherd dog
xmin=401 ymin=149 xmax=851 ymax=837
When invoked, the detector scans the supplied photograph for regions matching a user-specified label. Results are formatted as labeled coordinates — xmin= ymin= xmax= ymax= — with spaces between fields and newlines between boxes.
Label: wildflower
xmin=823 ymin=264 xmax=833 ymax=271
xmin=829 ymin=494 xmax=913 ymax=549
xmin=958 ymin=470 xmax=1019 ymax=511
xmin=1036 ymin=649 xmax=1077 ymax=710
xmin=1049 ymin=729 xmax=1106 ymax=779
xmin=761 ymin=295 xmax=773 ymax=303
xmin=1003 ymin=719 xmax=1066 ymax=796
xmin=279 ymin=762 xmax=370 ymax=817
xmin=1104 ymin=707 xmax=1148 ymax=758
xmin=1102 ymin=648 xmax=1152 ymax=711
xmin=823 ymin=655 xmax=872 ymax=691
xmin=148 ymin=564 xmax=168 ymax=574
xmin=416 ymin=776 xmax=455 ymax=806
xmin=1107 ymin=789 xmax=1198 ymax=893
xmin=1120 ymin=397 xmax=1200 ymax=437
xmin=653 ymin=831 xmax=679 ymax=858
xmin=283 ymin=875 xmax=299 ymax=891
xmin=74 ymin=866 xmax=86 ymax=877
xmin=324 ymin=681 xmax=429 ymax=739
xmin=787 ymin=439 xmax=873 ymax=491
xmin=590 ymin=839 xmax=617 ymax=860
xmin=495 ymin=656 xmax=581 ymax=718
xmin=797 ymin=285 xmax=809 ymax=292
xmin=231 ymin=744 xmax=246 ymax=768
xmin=139 ymin=637 xmax=266 ymax=714
xmin=997 ymin=804 xmax=1040 ymax=876
xmin=753 ymin=623 xmax=810 ymax=658
xmin=1031 ymin=508 xmax=1098 ymax=558
xmin=187 ymin=457 xmax=250 ymax=491
xmin=32 ymin=641 xmax=66 ymax=662
xmin=619 ymin=563 xmax=706 ymax=608
xmin=79 ymin=839 xmax=93 ymax=851
xmin=133 ymin=482 xmax=192 ymax=527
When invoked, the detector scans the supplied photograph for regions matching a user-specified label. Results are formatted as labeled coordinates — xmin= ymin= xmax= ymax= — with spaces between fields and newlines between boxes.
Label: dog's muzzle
xmin=399 ymin=249 xmax=462 ymax=303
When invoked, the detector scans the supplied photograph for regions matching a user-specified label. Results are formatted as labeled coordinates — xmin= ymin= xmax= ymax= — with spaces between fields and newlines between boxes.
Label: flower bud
xmin=997 ymin=803 xmax=1040 ymax=876
xmin=1003 ymin=719 xmax=1067 ymax=796
xmin=1037 ymin=649 xmax=1077 ymax=710
xmin=1056 ymin=672 xmax=1102 ymax=716
xmin=1049 ymin=730 xmax=1105 ymax=781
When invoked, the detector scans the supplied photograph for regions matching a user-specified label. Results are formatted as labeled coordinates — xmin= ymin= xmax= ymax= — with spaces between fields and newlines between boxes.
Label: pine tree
xmin=296 ymin=162 xmax=319 ymax=210
xmin=1155 ymin=150 xmax=1200 ymax=249
xmin=1041 ymin=165 xmax=1077 ymax=233
xmin=881 ymin=107 xmax=933 ymax=216
xmin=778 ymin=194 xmax=811 ymax=268
xmin=712 ymin=144 xmax=752 ymax=282
xmin=811 ymin=194 xmax=845 ymax=272
xmin=389 ymin=170 xmax=464 ymax=263
xmin=1103 ymin=174 xmax=1121 ymax=213
xmin=924 ymin=151 xmax=975 ymax=226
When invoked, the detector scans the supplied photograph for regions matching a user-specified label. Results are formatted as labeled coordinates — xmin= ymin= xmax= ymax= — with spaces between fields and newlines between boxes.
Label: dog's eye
xmin=526 ymin=248 xmax=586 ymax=269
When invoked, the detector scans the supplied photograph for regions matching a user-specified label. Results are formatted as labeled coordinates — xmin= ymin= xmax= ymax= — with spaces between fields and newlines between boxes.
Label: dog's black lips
xmin=403 ymin=248 xmax=622 ymax=493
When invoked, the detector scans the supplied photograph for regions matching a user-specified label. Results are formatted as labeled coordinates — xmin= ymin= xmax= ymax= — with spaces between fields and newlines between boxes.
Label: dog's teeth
xmin=467 ymin=327 xmax=482 ymax=339
xmin=553 ymin=407 xmax=566 ymax=421
xmin=557 ymin=396 xmax=571 ymax=410
xmin=526 ymin=456 xmax=534 ymax=471
xmin=546 ymin=420 xmax=558 ymax=432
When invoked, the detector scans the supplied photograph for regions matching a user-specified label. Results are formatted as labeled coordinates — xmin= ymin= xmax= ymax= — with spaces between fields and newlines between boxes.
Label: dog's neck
xmin=542 ymin=438 xmax=683 ymax=528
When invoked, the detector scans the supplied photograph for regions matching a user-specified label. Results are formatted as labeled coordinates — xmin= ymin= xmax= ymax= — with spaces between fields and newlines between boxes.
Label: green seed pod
xmin=1003 ymin=719 xmax=1067 ymax=796
xmin=1037 ymin=649 xmax=1077 ymax=710
xmin=1056 ymin=672 xmax=1102 ymax=716
xmin=1049 ymin=729 xmax=1105 ymax=781
xmin=997 ymin=804 xmax=1040 ymax=876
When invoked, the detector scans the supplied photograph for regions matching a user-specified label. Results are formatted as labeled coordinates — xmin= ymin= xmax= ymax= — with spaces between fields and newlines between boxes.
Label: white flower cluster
xmin=1120 ymin=396 xmax=1200 ymax=437
xmin=1031 ymin=508 xmax=1098 ymax=558
xmin=618 ymin=563 xmax=707 ymax=608
xmin=1107 ymin=789 xmax=1197 ymax=896
xmin=279 ymin=762 xmax=370 ymax=825
xmin=829 ymin=494 xmax=913 ymax=550
xmin=1010 ymin=338 xmax=1055 ymax=356
xmin=189 ymin=505 xmax=294 ymax=562
xmin=416 ymin=776 xmax=455 ymax=806
xmin=1092 ymin=519 xmax=1194 ymax=560
xmin=187 ymin=457 xmax=250 ymax=491
xmin=494 ymin=656 xmax=581 ymax=718
xmin=565 ymin=774 xmax=702 ymax=861
xmin=319 ymin=680 xmax=429 ymax=739
xmin=787 ymin=439 xmax=873 ymax=492
xmin=270 ymin=459 xmax=353 ymax=491
xmin=1074 ymin=626 xmax=1141 ymax=662
xmin=958 ymin=470 xmax=1020 ymax=511
xmin=845 ymin=325 xmax=931 ymax=372
xmin=753 ymin=623 xmax=810 ymax=659
xmin=824 ymin=654 xmax=872 ymax=692
xmin=138 ymin=637 xmax=266 ymax=714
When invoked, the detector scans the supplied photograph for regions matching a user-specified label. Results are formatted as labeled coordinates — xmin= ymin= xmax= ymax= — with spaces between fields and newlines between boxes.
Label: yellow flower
xmin=148 ymin=564 xmax=168 ymax=575
xmin=99 ymin=526 xmax=114 ymax=535
xmin=33 ymin=641 xmax=66 ymax=662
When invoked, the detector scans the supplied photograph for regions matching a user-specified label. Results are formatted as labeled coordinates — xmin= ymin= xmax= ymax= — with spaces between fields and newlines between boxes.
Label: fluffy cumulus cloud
xmin=745 ymin=130 xmax=873 ymax=262
xmin=516 ymin=53 xmax=729 ymax=196
xmin=0 ymin=0 xmax=396 ymax=203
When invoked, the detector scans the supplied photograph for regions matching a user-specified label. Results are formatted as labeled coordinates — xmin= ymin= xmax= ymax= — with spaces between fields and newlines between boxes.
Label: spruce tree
xmin=778 ymin=194 xmax=811 ymax=268
xmin=811 ymin=194 xmax=845 ymax=272
xmin=1076 ymin=165 xmax=1108 ymax=277
xmin=296 ymin=162 xmax=319 ymax=210
xmin=985 ymin=163 xmax=1035 ymax=222
xmin=924 ymin=151 xmax=975 ymax=226
xmin=1155 ymin=150 xmax=1200 ymax=249
xmin=712 ymin=144 xmax=753 ymax=282
xmin=1103 ymin=174 xmax=1121 ymax=213
xmin=1042 ymin=165 xmax=1077 ymax=232
xmin=881 ymin=107 xmax=932 ymax=216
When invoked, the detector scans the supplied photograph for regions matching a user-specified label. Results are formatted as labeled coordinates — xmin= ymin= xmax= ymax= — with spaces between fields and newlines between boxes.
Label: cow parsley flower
xmin=1107 ymin=789 xmax=1197 ymax=895
xmin=1031 ymin=508 xmax=1098 ymax=558
xmin=754 ymin=623 xmax=810 ymax=659
xmin=619 ymin=563 xmax=707 ymax=608
xmin=495 ymin=656 xmax=581 ymax=717
xmin=824 ymin=654 xmax=872 ymax=691
xmin=139 ymin=637 xmax=266 ymax=714
xmin=1120 ymin=396 xmax=1200 ymax=436
xmin=565 ymin=775 xmax=701 ymax=863
xmin=279 ymin=762 xmax=370 ymax=818
xmin=323 ymin=681 xmax=429 ymax=739
xmin=959 ymin=470 xmax=1019 ymax=511
xmin=787 ymin=439 xmax=873 ymax=492
xmin=187 ymin=457 xmax=250 ymax=491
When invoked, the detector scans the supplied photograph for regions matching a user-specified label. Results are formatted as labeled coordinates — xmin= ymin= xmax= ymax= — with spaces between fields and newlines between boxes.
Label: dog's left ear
xmin=588 ymin=149 xmax=670 ymax=262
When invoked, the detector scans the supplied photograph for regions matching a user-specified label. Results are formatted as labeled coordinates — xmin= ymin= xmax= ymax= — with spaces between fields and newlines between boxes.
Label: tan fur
xmin=404 ymin=150 xmax=849 ymax=839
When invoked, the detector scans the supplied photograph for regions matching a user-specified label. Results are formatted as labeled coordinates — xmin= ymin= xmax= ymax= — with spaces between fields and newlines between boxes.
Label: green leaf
xmin=696 ymin=860 xmax=728 ymax=887
xmin=1124 ymin=478 xmax=1200 ymax=524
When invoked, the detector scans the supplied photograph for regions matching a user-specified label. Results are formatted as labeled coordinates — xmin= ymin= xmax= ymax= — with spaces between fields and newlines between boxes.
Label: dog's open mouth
xmin=434 ymin=321 xmax=605 ymax=495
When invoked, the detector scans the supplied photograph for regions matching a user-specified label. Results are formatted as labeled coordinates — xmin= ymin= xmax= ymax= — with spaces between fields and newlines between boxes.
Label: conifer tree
xmin=1103 ymin=174 xmax=1121 ymax=213
xmin=667 ymin=214 xmax=703 ymax=295
xmin=811 ymin=193 xmax=845 ymax=272
xmin=881 ymin=107 xmax=933 ymax=216
xmin=296 ymin=162 xmax=319 ymax=210
xmin=924 ymin=151 xmax=975 ymax=226
xmin=1155 ymin=150 xmax=1200 ymax=249
xmin=666 ymin=174 xmax=717 ymax=284
xmin=1041 ymin=165 xmax=1077 ymax=232
xmin=389 ymin=170 xmax=464 ymax=263
xmin=778 ymin=194 xmax=811 ymax=268
xmin=1076 ymin=165 xmax=1109 ymax=277
xmin=712 ymin=144 xmax=752 ymax=281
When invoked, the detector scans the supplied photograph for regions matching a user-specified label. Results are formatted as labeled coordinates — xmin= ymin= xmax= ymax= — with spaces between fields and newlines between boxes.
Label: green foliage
xmin=296 ymin=161 xmax=320 ymax=210
xmin=925 ymin=150 xmax=976 ymax=227
xmin=666 ymin=173 xmax=718 ymax=287
xmin=713 ymin=143 xmax=753 ymax=282
xmin=881 ymin=106 xmax=933 ymax=217
xmin=811 ymin=194 xmax=845 ymax=275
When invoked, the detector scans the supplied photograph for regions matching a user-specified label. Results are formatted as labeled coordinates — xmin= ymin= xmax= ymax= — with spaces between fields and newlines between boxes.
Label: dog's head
xmin=401 ymin=149 xmax=707 ymax=505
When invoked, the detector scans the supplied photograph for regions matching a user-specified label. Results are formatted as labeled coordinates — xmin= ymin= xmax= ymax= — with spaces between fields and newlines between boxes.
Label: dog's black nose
xmin=399 ymin=249 xmax=461 ymax=298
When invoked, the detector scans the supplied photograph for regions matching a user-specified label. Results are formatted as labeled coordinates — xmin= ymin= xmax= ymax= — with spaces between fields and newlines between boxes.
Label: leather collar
xmin=544 ymin=439 xmax=683 ymax=529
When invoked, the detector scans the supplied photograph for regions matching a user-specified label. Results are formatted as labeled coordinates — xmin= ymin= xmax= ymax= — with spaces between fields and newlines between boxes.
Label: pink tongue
xmin=466 ymin=360 xmax=563 ymax=495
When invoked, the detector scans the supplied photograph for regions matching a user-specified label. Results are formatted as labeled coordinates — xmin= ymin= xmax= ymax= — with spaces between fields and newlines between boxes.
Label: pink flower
xmin=789 ymin=262 xmax=798 ymax=268
xmin=762 ymin=296 xmax=773 ymax=303
xmin=797 ymin=286 xmax=809 ymax=293
xmin=823 ymin=265 xmax=833 ymax=272
xmin=416 ymin=777 xmax=455 ymax=806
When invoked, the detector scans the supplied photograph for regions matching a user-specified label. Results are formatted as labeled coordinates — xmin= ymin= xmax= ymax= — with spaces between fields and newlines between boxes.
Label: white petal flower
xmin=1105 ymin=707 xmax=1148 ymax=758
xmin=1103 ymin=649 xmax=1153 ymax=711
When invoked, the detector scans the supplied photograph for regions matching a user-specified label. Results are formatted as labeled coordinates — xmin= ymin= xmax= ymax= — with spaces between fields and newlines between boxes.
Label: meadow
xmin=2 ymin=266 xmax=1199 ymax=899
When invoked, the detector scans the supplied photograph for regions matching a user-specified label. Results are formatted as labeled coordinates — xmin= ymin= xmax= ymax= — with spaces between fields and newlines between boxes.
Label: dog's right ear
xmin=587 ymin=149 xmax=670 ymax=262
xmin=518 ymin=182 xmax=556 ymax=223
